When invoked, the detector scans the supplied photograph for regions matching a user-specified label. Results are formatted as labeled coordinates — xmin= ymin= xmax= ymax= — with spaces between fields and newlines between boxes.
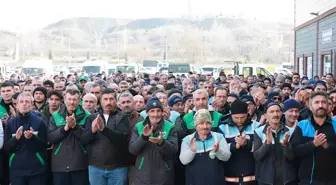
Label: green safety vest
xmin=0 ymin=97 xmax=8 ymax=119
xmin=135 ymin=120 xmax=175 ymax=139
xmin=52 ymin=107 xmax=91 ymax=126
xmin=183 ymin=111 xmax=222 ymax=129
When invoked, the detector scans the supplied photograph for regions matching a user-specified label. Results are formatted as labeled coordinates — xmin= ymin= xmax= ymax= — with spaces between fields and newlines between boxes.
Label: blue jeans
xmin=89 ymin=165 xmax=128 ymax=185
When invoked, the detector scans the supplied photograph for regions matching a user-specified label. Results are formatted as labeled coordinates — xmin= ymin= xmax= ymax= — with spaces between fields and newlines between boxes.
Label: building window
xmin=299 ymin=58 xmax=304 ymax=76
xmin=324 ymin=54 xmax=332 ymax=74
xmin=307 ymin=57 xmax=313 ymax=78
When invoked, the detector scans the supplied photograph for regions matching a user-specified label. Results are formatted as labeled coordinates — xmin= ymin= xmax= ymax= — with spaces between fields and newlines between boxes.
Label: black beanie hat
xmin=146 ymin=97 xmax=163 ymax=113
xmin=230 ymin=100 xmax=248 ymax=115
xmin=33 ymin=87 xmax=48 ymax=98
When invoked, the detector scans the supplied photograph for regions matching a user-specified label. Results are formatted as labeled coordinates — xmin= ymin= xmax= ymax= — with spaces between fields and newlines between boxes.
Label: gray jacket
xmin=47 ymin=106 xmax=94 ymax=172
xmin=129 ymin=119 xmax=178 ymax=185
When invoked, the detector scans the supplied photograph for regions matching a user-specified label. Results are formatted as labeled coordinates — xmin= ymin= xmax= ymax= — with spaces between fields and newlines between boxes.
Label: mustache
xmin=272 ymin=116 xmax=280 ymax=120
xmin=317 ymin=108 xmax=326 ymax=112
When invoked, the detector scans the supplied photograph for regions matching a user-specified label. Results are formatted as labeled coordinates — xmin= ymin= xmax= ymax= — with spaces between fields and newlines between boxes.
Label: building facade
xmin=295 ymin=7 xmax=336 ymax=78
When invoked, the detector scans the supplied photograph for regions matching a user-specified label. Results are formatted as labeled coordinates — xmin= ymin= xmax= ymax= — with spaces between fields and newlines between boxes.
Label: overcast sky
xmin=0 ymin=0 xmax=334 ymax=31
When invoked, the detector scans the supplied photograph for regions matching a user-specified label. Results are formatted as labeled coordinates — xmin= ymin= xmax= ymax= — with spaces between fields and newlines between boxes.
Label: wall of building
xmin=319 ymin=13 xmax=336 ymax=74
xmin=295 ymin=23 xmax=317 ymax=76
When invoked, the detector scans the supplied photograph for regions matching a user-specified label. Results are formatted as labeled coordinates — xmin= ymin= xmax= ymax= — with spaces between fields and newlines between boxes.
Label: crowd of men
xmin=0 ymin=70 xmax=335 ymax=185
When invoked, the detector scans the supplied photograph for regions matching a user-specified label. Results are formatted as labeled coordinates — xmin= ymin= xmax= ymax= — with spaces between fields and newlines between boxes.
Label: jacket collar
xmin=262 ymin=123 xmax=288 ymax=134
xmin=194 ymin=131 xmax=213 ymax=141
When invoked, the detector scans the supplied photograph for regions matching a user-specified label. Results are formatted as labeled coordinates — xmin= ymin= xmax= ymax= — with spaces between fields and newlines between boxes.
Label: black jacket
xmin=219 ymin=117 xmax=259 ymax=177
xmin=4 ymin=112 xmax=48 ymax=176
xmin=291 ymin=117 xmax=336 ymax=183
xmin=47 ymin=106 xmax=94 ymax=172
xmin=80 ymin=108 xmax=132 ymax=170
xmin=254 ymin=124 xmax=297 ymax=185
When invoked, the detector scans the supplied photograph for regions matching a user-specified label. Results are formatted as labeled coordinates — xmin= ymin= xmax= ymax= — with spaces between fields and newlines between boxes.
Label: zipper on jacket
xmin=35 ymin=152 xmax=45 ymax=166
xmin=310 ymin=152 xmax=315 ymax=184
xmin=79 ymin=144 xmax=87 ymax=153
xmin=138 ymin=157 xmax=144 ymax=170
xmin=54 ymin=142 xmax=63 ymax=155
xmin=202 ymin=141 xmax=206 ymax=152
xmin=163 ymin=161 xmax=171 ymax=171
xmin=9 ymin=153 xmax=15 ymax=167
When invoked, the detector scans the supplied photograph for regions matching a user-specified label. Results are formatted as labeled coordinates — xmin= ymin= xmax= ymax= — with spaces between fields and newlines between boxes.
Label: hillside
xmin=1 ymin=17 xmax=294 ymax=63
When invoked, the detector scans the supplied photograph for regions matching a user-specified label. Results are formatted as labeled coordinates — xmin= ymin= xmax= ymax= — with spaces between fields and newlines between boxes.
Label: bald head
xmin=82 ymin=93 xmax=98 ymax=113
xmin=134 ymin=95 xmax=145 ymax=112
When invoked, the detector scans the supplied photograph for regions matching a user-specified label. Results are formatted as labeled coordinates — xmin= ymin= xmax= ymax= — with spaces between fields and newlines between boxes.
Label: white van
xmin=116 ymin=63 xmax=141 ymax=76
xmin=21 ymin=60 xmax=53 ymax=76
xmin=234 ymin=63 xmax=272 ymax=77
xmin=200 ymin=65 xmax=223 ymax=78
xmin=82 ymin=59 xmax=108 ymax=74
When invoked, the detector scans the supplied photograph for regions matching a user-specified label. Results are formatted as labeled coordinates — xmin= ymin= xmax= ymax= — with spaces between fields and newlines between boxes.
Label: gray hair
xmin=17 ymin=92 xmax=34 ymax=104
xmin=118 ymin=92 xmax=134 ymax=101
xmin=83 ymin=93 xmax=97 ymax=103
xmin=193 ymin=89 xmax=208 ymax=98
xmin=309 ymin=91 xmax=328 ymax=105
xmin=84 ymin=82 xmax=94 ymax=93
xmin=66 ymin=83 xmax=78 ymax=91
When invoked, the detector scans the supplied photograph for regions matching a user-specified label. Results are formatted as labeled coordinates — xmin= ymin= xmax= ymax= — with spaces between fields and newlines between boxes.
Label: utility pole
xmin=68 ymin=37 xmax=71 ymax=66
xmin=294 ymin=0 xmax=296 ymax=27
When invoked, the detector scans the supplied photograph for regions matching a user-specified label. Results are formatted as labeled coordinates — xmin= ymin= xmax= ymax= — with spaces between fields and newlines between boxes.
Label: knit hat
xmin=264 ymin=100 xmax=281 ymax=112
xmin=230 ymin=100 xmax=248 ymax=115
xmin=194 ymin=109 xmax=212 ymax=126
xmin=78 ymin=75 xmax=88 ymax=82
xmin=240 ymin=95 xmax=255 ymax=105
xmin=146 ymin=97 xmax=163 ymax=113
xmin=281 ymin=83 xmax=292 ymax=90
xmin=314 ymin=80 xmax=327 ymax=89
xmin=168 ymin=89 xmax=183 ymax=98
xmin=282 ymin=99 xmax=301 ymax=112
xmin=168 ymin=95 xmax=183 ymax=107
xmin=182 ymin=94 xmax=193 ymax=103
xmin=33 ymin=86 xmax=48 ymax=98
xmin=267 ymin=91 xmax=280 ymax=100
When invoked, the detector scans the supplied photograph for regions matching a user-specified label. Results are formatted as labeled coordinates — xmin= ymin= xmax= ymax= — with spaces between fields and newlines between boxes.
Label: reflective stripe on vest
xmin=183 ymin=131 xmax=223 ymax=153
xmin=255 ymin=125 xmax=294 ymax=144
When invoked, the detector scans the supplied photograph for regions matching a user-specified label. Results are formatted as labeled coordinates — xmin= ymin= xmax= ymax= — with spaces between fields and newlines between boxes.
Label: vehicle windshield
xmin=202 ymin=67 xmax=214 ymax=71
xmin=116 ymin=66 xmax=135 ymax=73
xmin=82 ymin=66 xmax=100 ymax=74
xmin=282 ymin=65 xmax=294 ymax=70
xmin=143 ymin=60 xmax=158 ymax=67
xmin=21 ymin=68 xmax=45 ymax=76
xmin=108 ymin=69 xmax=115 ymax=74
xmin=168 ymin=65 xmax=190 ymax=73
